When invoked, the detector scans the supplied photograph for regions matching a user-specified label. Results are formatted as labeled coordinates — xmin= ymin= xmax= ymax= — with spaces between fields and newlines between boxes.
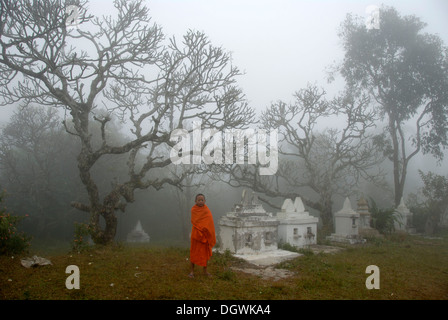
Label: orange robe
xmin=190 ymin=204 xmax=216 ymax=267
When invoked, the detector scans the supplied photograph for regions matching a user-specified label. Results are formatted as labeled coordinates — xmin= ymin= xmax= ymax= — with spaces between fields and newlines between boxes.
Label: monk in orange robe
xmin=189 ymin=193 xmax=216 ymax=278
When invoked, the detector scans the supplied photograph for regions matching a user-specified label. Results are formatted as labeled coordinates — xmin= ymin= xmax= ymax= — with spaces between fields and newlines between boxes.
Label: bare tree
xmin=0 ymin=0 xmax=254 ymax=244
xmin=219 ymin=85 xmax=384 ymax=233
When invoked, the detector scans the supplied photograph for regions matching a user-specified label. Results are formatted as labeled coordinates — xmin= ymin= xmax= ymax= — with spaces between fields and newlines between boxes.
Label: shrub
xmin=0 ymin=191 xmax=32 ymax=255
xmin=211 ymin=249 xmax=233 ymax=267
xmin=72 ymin=222 xmax=92 ymax=252
xmin=409 ymin=206 xmax=429 ymax=233
xmin=278 ymin=241 xmax=299 ymax=252
xmin=369 ymin=198 xmax=398 ymax=234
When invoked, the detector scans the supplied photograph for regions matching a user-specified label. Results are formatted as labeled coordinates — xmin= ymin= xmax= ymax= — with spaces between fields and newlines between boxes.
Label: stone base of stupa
xmin=326 ymin=233 xmax=366 ymax=245
xmin=233 ymin=249 xmax=301 ymax=267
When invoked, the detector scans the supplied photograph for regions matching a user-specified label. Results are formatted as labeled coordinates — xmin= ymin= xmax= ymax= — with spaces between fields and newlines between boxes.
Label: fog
xmin=0 ymin=0 xmax=447 ymax=248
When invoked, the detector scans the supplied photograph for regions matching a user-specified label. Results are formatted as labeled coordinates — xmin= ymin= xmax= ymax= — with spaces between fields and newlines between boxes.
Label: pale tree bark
xmin=0 ymin=0 xmax=254 ymax=244
xmin=214 ymin=85 xmax=385 ymax=233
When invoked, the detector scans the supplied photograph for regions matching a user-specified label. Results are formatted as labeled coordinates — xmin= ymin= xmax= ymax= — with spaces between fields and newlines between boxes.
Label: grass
xmin=1 ymin=232 xmax=448 ymax=300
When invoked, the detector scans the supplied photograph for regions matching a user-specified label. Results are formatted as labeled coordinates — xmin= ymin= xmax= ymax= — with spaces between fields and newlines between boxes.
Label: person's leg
xmin=203 ymin=264 xmax=212 ymax=277
xmin=189 ymin=262 xmax=195 ymax=277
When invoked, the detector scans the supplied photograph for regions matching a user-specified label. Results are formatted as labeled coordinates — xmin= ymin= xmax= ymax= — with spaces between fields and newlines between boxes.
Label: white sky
xmin=144 ymin=0 xmax=448 ymax=110
xmin=91 ymin=0 xmax=448 ymax=180
xmin=1 ymin=0 xmax=446 ymax=119
xmin=1 ymin=0 xmax=447 ymax=181
xmin=73 ymin=0 xmax=448 ymax=113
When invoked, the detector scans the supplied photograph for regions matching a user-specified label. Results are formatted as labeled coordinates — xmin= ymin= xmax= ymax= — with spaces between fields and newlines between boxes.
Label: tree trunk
xmin=89 ymin=209 xmax=118 ymax=245
xmin=388 ymin=115 xmax=404 ymax=207
xmin=77 ymin=148 xmax=120 ymax=245
xmin=320 ymin=194 xmax=334 ymax=236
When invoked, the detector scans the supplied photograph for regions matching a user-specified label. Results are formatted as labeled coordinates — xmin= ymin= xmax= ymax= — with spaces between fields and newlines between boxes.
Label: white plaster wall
xmin=278 ymin=223 xmax=317 ymax=248
xmin=394 ymin=210 xmax=412 ymax=231
xmin=335 ymin=216 xmax=358 ymax=236
xmin=219 ymin=225 xmax=236 ymax=252
xmin=218 ymin=218 xmax=278 ymax=254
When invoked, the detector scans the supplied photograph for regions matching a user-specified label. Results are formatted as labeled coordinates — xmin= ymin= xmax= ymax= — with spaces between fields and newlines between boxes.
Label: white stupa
xmin=276 ymin=197 xmax=318 ymax=248
xmin=327 ymin=197 xmax=365 ymax=244
xmin=127 ymin=220 xmax=150 ymax=243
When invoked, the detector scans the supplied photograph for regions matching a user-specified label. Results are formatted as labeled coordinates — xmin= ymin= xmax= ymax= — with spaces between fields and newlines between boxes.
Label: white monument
xmin=127 ymin=220 xmax=150 ymax=243
xmin=357 ymin=196 xmax=380 ymax=237
xmin=218 ymin=190 xmax=279 ymax=255
xmin=357 ymin=196 xmax=371 ymax=229
xmin=394 ymin=198 xmax=416 ymax=233
xmin=277 ymin=197 xmax=318 ymax=248
xmin=327 ymin=197 xmax=365 ymax=244
xmin=218 ymin=190 xmax=300 ymax=266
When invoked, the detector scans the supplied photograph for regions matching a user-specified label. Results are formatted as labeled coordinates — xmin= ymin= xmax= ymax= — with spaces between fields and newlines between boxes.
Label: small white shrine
xmin=218 ymin=190 xmax=300 ymax=266
xmin=277 ymin=197 xmax=318 ymax=248
xmin=357 ymin=196 xmax=371 ymax=229
xmin=127 ymin=220 xmax=150 ymax=243
xmin=327 ymin=197 xmax=365 ymax=244
xmin=357 ymin=196 xmax=380 ymax=237
xmin=218 ymin=190 xmax=279 ymax=255
xmin=394 ymin=198 xmax=416 ymax=233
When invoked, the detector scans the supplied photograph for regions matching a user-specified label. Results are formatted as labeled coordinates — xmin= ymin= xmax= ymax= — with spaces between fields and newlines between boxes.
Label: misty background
xmin=0 ymin=0 xmax=447 ymax=249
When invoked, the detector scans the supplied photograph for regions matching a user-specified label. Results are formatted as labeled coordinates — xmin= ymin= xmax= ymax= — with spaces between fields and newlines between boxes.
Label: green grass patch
xmin=1 ymin=232 xmax=448 ymax=300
